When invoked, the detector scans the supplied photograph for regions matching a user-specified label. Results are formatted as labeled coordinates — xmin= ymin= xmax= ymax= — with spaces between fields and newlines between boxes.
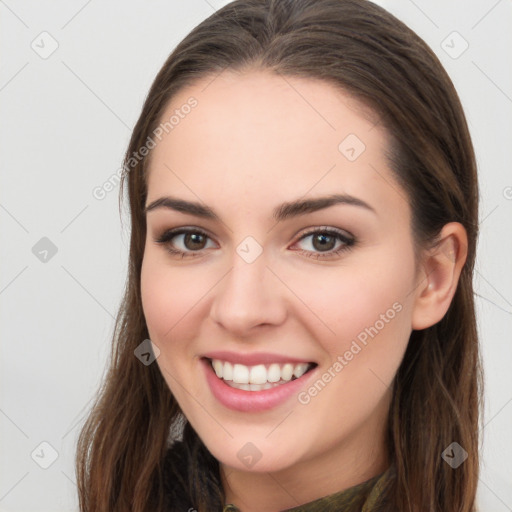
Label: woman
xmin=76 ymin=0 xmax=483 ymax=510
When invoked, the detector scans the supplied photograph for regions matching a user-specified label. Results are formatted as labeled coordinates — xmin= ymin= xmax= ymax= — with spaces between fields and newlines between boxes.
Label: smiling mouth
xmin=206 ymin=358 xmax=317 ymax=391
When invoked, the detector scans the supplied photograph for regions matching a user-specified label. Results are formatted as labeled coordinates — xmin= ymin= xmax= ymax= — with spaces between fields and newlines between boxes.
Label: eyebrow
xmin=144 ymin=193 xmax=375 ymax=221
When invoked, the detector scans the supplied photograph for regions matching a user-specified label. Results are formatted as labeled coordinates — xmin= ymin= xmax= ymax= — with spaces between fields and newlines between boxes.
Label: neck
xmin=220 ymin=413 xmax=390 ymax=512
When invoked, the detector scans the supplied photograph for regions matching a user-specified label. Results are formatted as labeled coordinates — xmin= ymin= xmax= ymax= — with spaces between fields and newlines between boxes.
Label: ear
xmin=411 ymin=222 xmax=468 ymax=330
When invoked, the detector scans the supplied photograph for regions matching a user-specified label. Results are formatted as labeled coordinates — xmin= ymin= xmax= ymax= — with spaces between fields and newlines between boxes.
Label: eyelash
xmin=153 ymin=226 xmax=356 ymax=260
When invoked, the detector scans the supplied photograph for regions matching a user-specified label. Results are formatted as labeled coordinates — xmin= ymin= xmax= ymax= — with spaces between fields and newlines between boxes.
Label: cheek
xmin=140 ymin=253 xmax=205 ymax=347
xmin=140 ymin=252 xmax=211 ymax=409
xmin=282 ymin=246 xmax=416 ymax=364
xmin=279 ymin=252 xmax=415 ymax=445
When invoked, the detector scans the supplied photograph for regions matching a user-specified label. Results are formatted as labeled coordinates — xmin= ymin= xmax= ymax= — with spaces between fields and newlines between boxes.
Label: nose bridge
xmin=210 ymin=249 xmax=286 ymax=334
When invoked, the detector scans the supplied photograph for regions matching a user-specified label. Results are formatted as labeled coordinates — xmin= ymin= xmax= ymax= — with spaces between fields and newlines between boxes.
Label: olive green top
xmin=222 ymin=465 xmax=394 ymax=512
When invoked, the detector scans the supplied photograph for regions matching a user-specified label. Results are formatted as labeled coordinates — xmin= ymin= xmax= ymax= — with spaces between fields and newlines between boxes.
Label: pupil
xmin=185 ymin=233 xmax=206 ymax=250
xmin=313 ymin=234 xmax=335 ymax=251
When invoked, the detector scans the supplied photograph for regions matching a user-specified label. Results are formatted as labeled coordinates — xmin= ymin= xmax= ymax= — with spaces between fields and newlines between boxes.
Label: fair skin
xmin=140 ymin=69 xmax=467 ymax=512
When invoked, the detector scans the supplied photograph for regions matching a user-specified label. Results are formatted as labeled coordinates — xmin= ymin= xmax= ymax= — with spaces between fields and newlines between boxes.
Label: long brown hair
xmin=76 ymin=1 xmax=483 ymax=510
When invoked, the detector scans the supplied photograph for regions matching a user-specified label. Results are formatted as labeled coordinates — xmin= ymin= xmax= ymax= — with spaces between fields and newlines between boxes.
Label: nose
xmin=209 ymin=253 xmax=287 ymax=337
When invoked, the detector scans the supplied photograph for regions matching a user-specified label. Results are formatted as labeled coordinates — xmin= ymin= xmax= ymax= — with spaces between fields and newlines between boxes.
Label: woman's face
xmin=141 ymin=70 xmax=422 ymax=481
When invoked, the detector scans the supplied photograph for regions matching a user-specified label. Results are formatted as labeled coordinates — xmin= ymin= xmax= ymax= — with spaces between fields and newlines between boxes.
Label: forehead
xmin=146 ymin=69 xmax=407 ymax=221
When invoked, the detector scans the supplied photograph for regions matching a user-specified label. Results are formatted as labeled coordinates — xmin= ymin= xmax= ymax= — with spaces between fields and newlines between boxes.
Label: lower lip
xmin=202 ymin=359 xmax=316 ymax=412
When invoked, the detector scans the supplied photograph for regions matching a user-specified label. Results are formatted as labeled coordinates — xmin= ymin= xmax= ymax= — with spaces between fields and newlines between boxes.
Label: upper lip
xmin=202 ymin=351 xmax=315 ymax=366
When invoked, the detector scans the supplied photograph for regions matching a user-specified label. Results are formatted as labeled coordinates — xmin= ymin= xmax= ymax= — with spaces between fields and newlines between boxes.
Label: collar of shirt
xmin=222 ymin=464 xmax=395 ymax=512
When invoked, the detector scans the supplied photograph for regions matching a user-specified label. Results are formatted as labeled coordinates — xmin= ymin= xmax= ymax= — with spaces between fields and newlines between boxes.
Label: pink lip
xmin=202 ymin=350 xmax=314 ymax=366
xmin=201 ymin=358 xmax=317 ymax=413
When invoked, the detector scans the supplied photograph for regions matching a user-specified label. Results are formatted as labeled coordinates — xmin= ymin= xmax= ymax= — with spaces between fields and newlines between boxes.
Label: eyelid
xmin=154 ymin=225 xmax=356 ymax=259
xmin=289 ymin=225 xmax=355 ymax=255
xmin=293 ymin=225 xmax=355 ymax=243
xmin=154 ymin=226 xmax=216 ymax=243
xmin=153 ymin=226 xmax=218 ymax=254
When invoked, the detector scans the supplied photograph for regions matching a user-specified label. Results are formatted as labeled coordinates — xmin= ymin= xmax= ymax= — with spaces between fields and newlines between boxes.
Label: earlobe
xmin=411 ymin=222 xmax=468 ymax=330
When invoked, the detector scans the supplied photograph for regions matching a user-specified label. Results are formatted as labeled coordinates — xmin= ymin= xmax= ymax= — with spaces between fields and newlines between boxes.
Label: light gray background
xmin=1 ymin=1 xmax=511 ymax=510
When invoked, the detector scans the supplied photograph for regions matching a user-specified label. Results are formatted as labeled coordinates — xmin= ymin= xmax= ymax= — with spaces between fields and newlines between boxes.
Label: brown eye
xmin=311 ymin=233 xmax=337 ymax=252
xmin=292 ymin=228 xmax=356 ymax=260
xmin=184 ymin=232 xmax=207 ymax=250
xmin=154 ymin=228 xmax=216 ymax=257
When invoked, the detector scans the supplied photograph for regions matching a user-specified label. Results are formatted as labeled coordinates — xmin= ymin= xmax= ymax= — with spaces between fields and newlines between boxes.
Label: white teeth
xmin=211 ymin=359 xmax=313 ymax=388
xmin=249 ymin=364 xmax=267 ymax=384
xmin=281 ymin=363 xmax=294 ymax=381
xmin=267 ymin=363 xmax=281 ymax=383
xmin=233 ymin=364 xmax=249 ymax=384
xmin=293 ymin=363 xmax=309 ymax=378
xmin=227 ymin=381 xmax=280 ymax=391
xmin=223 ymin=361 xmax=233 ymax=381
xmin=212 ymin=359 xmax=223 ymax=378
